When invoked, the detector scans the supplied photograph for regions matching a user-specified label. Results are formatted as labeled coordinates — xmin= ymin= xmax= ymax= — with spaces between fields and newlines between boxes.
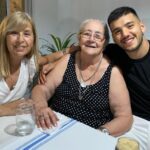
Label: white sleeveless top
xmin=0 ymin=56 xmax=36 ymax=104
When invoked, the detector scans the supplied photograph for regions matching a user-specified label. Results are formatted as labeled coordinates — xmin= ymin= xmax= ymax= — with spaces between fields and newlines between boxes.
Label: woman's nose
xmin=17 ymin=33 xmax=24 ymax=42
xmin=89 ymin=34 xmax=95 ymax=41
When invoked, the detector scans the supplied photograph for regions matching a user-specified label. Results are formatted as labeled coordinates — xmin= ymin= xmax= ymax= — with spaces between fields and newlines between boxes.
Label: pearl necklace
xmin=78 ymin=54 xmax=103 ymax=100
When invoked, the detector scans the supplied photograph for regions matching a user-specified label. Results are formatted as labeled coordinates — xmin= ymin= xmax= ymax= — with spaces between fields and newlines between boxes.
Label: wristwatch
xmin=99 ymin=127 xmax=110 ymax=135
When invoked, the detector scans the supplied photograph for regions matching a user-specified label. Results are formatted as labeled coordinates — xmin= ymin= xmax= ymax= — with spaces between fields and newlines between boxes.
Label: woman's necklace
xmin=79 ymin=53 xmax=103 ymax=87
xmin=78 ymin=54 xmax=103 ymax=100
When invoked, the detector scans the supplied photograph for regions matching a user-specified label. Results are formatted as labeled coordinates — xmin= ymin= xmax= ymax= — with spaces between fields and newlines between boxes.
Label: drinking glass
xmin=16 ymin=99 xmax=35 ymax=136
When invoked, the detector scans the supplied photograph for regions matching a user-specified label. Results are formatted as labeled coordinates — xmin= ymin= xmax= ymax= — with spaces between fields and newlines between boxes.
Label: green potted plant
xmin=40 ymin=32 xmax=76 ymax=53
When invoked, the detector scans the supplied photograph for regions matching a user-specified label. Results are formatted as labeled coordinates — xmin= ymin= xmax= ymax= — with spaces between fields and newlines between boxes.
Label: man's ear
xmin=140 ymin=21 xmax=146 ymax=33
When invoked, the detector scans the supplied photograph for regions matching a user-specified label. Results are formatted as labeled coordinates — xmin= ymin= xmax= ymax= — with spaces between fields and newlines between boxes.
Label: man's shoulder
xmin=104 ymin=43 xmax=125 ymax=57
xmin=106 ymin=43 xmax=119 ymax=48
xmin=104 ymin=43 xmax=128 ymax=66
xmin=104 ymin=43 xmax=122 ymax=52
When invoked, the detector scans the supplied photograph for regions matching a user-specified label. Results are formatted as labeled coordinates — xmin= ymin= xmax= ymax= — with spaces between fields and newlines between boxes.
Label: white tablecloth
xmin=0 ymin=113 xmax=117 ymax=150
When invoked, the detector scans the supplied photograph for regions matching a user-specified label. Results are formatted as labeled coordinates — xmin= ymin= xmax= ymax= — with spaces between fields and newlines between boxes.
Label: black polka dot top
xmin=51 ymin=53 xmax=113 ymax=129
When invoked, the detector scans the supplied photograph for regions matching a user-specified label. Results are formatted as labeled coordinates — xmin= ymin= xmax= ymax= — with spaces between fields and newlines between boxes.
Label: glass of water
xmin=16 ymin=99 xmax=35 ymax=136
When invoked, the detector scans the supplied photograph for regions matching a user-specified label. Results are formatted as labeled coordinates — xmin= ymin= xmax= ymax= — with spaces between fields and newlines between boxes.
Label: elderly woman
xmin=32 ymin=19 xmax=132 ymax=136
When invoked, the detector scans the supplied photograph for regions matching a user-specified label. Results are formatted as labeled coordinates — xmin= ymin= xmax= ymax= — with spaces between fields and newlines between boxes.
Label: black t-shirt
xmin=104 ymin=42 xmax=150 ymax=121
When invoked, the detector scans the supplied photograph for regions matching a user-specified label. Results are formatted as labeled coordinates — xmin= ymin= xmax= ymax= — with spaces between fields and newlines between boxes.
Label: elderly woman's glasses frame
xmin=80 ymin=31 xmax=104 ymax=42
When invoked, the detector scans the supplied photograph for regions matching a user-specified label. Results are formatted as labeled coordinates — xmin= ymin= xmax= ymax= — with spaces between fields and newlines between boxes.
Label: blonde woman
xmin=0 ymin=11 xmax=64 ymax=116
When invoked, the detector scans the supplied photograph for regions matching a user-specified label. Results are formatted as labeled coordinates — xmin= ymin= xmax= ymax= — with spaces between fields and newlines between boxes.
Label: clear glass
xmin=16 ymin=99 xmax=35 ymax=136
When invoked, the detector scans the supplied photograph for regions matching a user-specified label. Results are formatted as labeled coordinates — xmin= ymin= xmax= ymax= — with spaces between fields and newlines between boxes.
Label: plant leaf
xmin=39 ymin=32 xmax=76 ymax=53
xmin=49 ymin=34 xmax=59 ymax=50
xmin=62 ymin=33 xmax=76 ymax=49
xmin=56 ymin=36 xmax=62 ymax=50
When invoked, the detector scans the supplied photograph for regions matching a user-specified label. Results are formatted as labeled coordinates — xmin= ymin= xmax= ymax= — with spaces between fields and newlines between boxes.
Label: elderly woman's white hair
xmin=78 ymin=19 xmax=110 ymax=47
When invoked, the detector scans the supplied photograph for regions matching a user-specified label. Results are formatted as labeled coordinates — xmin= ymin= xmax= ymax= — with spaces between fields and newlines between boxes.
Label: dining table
xmin=0 ymin=112 xmax=117 ymax=150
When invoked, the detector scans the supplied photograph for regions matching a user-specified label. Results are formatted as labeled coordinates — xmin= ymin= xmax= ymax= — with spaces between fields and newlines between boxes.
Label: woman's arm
xmin=32 ymin=54 xmax=70 ymax=129
xmin=100 ymin=66 xmax=133 ymax=137
xmin=37 ymin=51 xmax=65 ymax=85
xmin=38 ymin=46 xmax=76 ymax=66
xmin=0 ymin=99 xmax=22 ymax=116
xmin=38 ymin=46 xmax=80 ymax=84
xmin=38 ymin=61 xmax=58 ymax=84
xmin=38 ymin=51 xmax=64 ymax=66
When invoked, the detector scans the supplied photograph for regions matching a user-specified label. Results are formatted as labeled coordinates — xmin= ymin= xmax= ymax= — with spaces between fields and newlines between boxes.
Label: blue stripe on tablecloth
xmin=16 ymin=119 xmax=77 ymax=150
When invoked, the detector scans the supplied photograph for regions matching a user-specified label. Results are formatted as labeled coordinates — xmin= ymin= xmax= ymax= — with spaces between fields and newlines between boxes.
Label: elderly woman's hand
xmin=36 ymin=105 xmax=59 ymax=129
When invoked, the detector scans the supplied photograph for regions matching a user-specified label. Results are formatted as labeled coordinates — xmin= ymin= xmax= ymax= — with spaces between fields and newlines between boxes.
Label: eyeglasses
xmin=80 ymin=31 xmax=104 ymax=41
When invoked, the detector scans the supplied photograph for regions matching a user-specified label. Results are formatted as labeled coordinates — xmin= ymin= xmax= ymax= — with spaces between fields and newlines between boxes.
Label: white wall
xmin=31 ymin=0 xmax=150 ymax=53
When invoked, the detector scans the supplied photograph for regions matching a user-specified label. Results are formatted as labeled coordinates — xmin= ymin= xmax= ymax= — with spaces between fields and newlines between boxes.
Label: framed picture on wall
xmin=7 ymin=0 xmax=25 ymax=15
xmin=0 ymin=0 xmax=32 ymax=23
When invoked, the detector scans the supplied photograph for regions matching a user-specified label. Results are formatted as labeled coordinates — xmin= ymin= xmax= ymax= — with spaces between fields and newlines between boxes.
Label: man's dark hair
xmin=107 ymin=6 xmax=139 ymax=26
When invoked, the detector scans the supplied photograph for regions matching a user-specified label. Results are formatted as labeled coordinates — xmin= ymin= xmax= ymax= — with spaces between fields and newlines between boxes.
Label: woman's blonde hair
xmin=0 ymin=11 xmax=39 ymax=78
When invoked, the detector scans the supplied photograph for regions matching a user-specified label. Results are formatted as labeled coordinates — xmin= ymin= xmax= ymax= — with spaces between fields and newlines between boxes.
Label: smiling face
xmin=78 ymin=20 xmax=105 ymax=56
xmin=0 ymin=11 xmax=39 ymax=77
xmin=6 ymin=23 xmax=34 ymax=59
xmin=110 ymin=13 xmax=145 ymax=53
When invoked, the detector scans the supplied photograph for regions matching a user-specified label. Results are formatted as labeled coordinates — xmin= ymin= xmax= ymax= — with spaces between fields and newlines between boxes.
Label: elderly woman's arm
xmin=100 ymin=66 xmax=133 ymax=137
xmin=32 ymin=54 xmax=70 ymax=129
xmin=38 ymin=46 xmax=80 ymax=84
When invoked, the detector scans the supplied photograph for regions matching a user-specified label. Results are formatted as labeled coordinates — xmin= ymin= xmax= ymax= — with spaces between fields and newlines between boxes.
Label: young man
xmin=105 ymin=6 xmax=150 ymax=150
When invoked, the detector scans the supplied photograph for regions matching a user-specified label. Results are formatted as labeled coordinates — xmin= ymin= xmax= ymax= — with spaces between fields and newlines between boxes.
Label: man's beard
xmin=124 ymin=34 xmax=144 ymax=53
